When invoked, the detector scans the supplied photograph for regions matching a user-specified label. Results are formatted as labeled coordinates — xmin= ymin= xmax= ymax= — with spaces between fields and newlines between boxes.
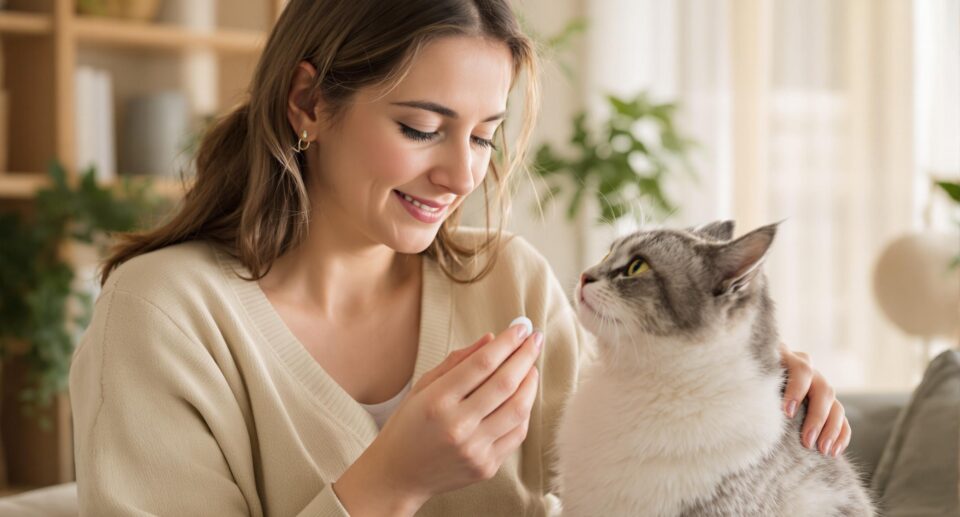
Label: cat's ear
xmin=712 ymin=223 xmax=778 ymax=296
xmin=692 ymin=220 xmax=735 ymax=241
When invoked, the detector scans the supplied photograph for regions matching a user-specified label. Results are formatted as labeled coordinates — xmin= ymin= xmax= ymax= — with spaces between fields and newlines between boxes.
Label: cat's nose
xmin=580 ymin=273 xmax=597 ymax=286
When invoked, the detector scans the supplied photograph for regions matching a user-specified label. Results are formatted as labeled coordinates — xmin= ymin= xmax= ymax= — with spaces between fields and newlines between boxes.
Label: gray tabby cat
xmin=554 ymin=221 xmax=874 ymax=517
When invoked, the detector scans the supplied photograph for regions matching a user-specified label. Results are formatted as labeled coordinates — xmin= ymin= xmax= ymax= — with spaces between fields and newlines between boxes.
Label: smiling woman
xmin=97 ymin=4 xmax=538 ymax=286
xmin=281 ymin=34 xmax=515 ymax=257
xmin=67 ymin=1 xmax=588 ymax=517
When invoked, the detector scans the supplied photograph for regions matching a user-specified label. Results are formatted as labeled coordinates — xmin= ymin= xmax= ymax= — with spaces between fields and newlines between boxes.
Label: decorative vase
xmin=120 ymin=92 xmax=190 ymax=177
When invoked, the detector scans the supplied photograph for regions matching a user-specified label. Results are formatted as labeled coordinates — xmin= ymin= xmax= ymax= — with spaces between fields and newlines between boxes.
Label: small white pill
xmin=509 ymin=316 xmax=533 ymax=339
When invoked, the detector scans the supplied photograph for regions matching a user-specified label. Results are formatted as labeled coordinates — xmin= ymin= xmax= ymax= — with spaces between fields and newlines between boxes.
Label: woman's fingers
xmin=478 ymin=364 xmax=539 ymax=442
xmin=830 ymin=420 xmax=852 ymax=457
xmin=800 ymin=372 xmax=837 ymax=450
xmin=816 ymin=400 xmax=846 ymax=456
xmin=489 ymin=368 xmax=539 ymax=458
xmin=780 ymin=344 xmax=814 ymax=418
xmin=461 ymin=330 xmax=543 ymax=420
xmin=412 ymin=333 xmax=495 ymax=395
xmin=431 ymin=323 xmax=534 ymax=402
xmin=778 ymin=343 xmax=851 ymax=456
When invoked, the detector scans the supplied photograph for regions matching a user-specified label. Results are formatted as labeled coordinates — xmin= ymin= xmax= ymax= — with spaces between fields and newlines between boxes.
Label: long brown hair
xmin=99 ymin=0 xmax=541 ymax=286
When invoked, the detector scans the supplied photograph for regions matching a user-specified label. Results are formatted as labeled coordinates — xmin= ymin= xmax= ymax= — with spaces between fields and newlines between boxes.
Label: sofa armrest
xmin=838 ymin=392 xmax=911 ymax=488
xmin=0 ymin=482 xmax=77 ymax=517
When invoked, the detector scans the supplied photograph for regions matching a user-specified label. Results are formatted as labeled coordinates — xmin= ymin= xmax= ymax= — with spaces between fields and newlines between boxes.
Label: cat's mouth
xmin=577 ymin=289 xmax=620 ymax=323
xmin=579 ymin=289 xmax=597 ymax=312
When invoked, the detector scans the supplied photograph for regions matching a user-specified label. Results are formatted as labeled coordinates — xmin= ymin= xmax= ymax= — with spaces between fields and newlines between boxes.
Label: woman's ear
xmin=287 ymin=61 xmax=324 ymax=144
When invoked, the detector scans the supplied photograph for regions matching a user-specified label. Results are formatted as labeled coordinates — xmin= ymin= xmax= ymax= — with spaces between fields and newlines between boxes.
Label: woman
xmin=69 ymin=1 xmax=851 ymax=515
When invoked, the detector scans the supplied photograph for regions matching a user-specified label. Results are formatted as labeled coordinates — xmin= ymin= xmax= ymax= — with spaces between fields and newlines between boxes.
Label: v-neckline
xmin=213 ymin=244 xmax=453 ymax=446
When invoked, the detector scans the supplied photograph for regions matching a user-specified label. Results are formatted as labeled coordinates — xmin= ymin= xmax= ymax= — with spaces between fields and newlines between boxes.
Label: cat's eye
xmin=625 ymin=257 xmax=650 ymax=277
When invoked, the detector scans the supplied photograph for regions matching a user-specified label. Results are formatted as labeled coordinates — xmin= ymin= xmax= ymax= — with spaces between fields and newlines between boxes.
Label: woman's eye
xmin=624 ymin=257 xmax=650 ymax=277
xmin=398 ymin=123 xmax=435 ymax=142
xmin=473 ymin=135 xmax=496 ymax=150
xmin=398 ymin=123 xmax=496 ymax=151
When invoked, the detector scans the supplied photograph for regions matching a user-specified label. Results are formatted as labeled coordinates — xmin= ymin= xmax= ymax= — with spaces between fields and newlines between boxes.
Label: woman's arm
xmin=69 ymin=288 xmax=349 ymax=516
xmin=779 ymin=343 xmax=852 ymax=458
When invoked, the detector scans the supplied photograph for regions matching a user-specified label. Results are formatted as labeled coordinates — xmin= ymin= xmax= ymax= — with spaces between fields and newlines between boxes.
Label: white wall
xmin=462 ymin=0 xmax=590 ymax=298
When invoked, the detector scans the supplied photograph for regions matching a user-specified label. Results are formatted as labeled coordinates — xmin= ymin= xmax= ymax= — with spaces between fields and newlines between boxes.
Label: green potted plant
xmin=520 ymin=15 xmax=698 ymax=225
xmin=0 ymin=161 xmax=171 ymax=430
xmin=531 ymin=92 xmax=697 ymax=224
xmin=936 ymin=180 xmax=960 ymax=268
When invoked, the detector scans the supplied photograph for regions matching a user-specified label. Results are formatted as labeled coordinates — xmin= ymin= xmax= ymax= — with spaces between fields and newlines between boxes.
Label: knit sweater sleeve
xmin=68 ymin=287 xmax=350 ymax=517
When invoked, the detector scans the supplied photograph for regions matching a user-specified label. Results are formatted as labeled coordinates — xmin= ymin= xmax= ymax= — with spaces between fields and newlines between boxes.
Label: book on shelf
xmin=74 ymin=65 xmax=117 ymax=184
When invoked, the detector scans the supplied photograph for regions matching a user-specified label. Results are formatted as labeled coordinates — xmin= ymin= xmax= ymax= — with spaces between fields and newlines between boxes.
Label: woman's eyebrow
xmin=390 ymin=100 xmax=506 ymax=122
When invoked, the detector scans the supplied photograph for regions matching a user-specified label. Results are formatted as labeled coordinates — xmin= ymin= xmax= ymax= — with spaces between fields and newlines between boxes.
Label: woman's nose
xmin=433 ymin=139 xmax=476 ymax=196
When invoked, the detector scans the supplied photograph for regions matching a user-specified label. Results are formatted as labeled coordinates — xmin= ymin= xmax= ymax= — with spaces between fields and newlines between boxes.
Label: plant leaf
xmin=936 ymin=181 xmax=960 ymax=203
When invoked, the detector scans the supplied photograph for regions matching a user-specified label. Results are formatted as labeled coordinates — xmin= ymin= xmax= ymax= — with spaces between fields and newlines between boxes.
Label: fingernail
xmin=516 ymin=325 xmax=531 ymax=340
xmin=804 ymin=428 xmax=819 ymax=449
xmin=785 ymin=400 xmax=798 ymax=418
xmin=532 ymin=330 xmax=544 ymax=350
xmin=831 ymin=443 xmax=842 ymax=457
xmin=822 ymin=439 xmax=833 ymax=456
xmin=510 ymin=316 xmax=533 ymax=340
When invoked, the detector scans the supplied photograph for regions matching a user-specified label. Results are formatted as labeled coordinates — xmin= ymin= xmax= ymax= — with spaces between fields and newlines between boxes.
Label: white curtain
xmin=573 ymin=0 xmax=958 ymax=390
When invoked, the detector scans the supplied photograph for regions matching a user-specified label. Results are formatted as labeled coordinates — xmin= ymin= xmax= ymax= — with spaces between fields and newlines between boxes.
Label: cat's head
xmin=574 ymin=220 xmax=778 ymax=359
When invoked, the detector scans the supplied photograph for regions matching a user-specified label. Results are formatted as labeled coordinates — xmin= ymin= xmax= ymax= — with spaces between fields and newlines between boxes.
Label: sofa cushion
xmin=871 ymin=349 xmax=960 ymax=517
xmin=839 ymin=392 xmax=911 ymax=488
xmin=0 ymin=482 xmax=77 ymax=517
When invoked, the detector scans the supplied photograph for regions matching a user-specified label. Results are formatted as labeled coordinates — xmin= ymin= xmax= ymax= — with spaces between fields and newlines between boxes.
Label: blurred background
xmin=0 ymin=0 xmax=956 ymax=499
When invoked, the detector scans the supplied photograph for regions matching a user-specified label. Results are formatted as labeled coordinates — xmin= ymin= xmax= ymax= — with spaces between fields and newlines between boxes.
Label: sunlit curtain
xmin=578 ymin=0 xmax=955 ymax=390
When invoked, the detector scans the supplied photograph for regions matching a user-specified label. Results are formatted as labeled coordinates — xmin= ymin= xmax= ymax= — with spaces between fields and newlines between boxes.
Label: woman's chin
xmin=389 ymin=228 xmax=441 ymax=255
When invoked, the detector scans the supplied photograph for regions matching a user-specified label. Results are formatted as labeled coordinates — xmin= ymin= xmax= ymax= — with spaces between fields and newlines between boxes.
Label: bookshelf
xmin=0 ymin=0 xmax=284 ymax=492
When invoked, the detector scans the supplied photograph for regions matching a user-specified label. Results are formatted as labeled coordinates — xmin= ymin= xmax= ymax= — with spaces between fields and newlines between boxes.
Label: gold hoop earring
xmin=294 ymin=129 xmax=311 ymax=152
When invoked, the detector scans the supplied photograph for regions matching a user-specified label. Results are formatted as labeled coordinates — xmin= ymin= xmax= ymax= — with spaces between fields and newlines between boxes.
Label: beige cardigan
xmin=69 ymin=228 xmax=594 ymax=516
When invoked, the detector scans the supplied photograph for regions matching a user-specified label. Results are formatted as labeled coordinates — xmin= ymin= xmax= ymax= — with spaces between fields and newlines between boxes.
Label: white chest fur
xmin=554 ymin=325 xmax=785 ymax=517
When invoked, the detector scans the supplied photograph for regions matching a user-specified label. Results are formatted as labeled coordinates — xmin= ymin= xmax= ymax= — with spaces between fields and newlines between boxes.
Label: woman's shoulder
xmin=103 ymin=239 xmax=226 ymax=301
xmin=450 ymin=225 xmax=552 ymax=273
xmin=448 ymin=225 xmax=558 ymax=295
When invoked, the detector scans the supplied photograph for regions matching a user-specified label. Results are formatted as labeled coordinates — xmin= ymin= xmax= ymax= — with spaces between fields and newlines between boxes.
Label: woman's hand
xmin=335 ymin=322 xmax=543 ymax=515
xmin=779 ymin=343 xmax=851 ymax=458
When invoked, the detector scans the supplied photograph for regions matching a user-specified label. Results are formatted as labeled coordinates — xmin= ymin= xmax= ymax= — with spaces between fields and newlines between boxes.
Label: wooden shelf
xmin=0 ymin=11 xmax=52 ymax=35
xmin=0 ymin=0 xmax=283 ymax=491
xmin=0 ymin=173 xmax=192 ymax=199
xmin=132 ymin=175 xmax=194 ymax=198
xmin=0 ymin=173 xmax=49 ymax=198
xmin=73 ymin=17 xmax=266 ymax=54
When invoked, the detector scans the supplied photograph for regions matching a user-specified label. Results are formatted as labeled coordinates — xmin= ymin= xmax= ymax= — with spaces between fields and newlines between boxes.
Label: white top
xmin=358 ymin=378 xmax=413 ymax=429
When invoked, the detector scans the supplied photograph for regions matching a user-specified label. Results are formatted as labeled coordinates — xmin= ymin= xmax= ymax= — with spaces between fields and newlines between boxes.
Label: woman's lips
xmin=394 ymin=190 xmax=447 ymax=223
xmin=394 ymin=190 xmax=450 ymax=209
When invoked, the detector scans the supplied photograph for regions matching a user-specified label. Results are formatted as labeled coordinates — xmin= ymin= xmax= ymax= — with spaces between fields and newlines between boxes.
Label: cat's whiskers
xmin=625 ymin=313 xmax=645 ymax=368
xmin=591 ymin=289 xmax=648 ymax=369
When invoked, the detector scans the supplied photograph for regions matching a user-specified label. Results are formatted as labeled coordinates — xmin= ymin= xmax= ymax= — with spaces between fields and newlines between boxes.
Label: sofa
xmin=0 ymin=350 xmax=956 ymax=516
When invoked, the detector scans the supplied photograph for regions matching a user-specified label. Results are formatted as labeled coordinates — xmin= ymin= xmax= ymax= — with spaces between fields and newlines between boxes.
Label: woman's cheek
xmin=378 ymin=144 xmax=429 ymax=184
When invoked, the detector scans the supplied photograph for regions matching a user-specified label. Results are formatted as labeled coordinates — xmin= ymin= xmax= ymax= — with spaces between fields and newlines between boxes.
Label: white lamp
xmin=873 ymin=232 xmax=960 ymax=346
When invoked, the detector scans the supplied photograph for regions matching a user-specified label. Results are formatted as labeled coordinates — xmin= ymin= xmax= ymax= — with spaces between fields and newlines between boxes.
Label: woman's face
xmin=306 ymin=36 xmax=514 ymax=254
